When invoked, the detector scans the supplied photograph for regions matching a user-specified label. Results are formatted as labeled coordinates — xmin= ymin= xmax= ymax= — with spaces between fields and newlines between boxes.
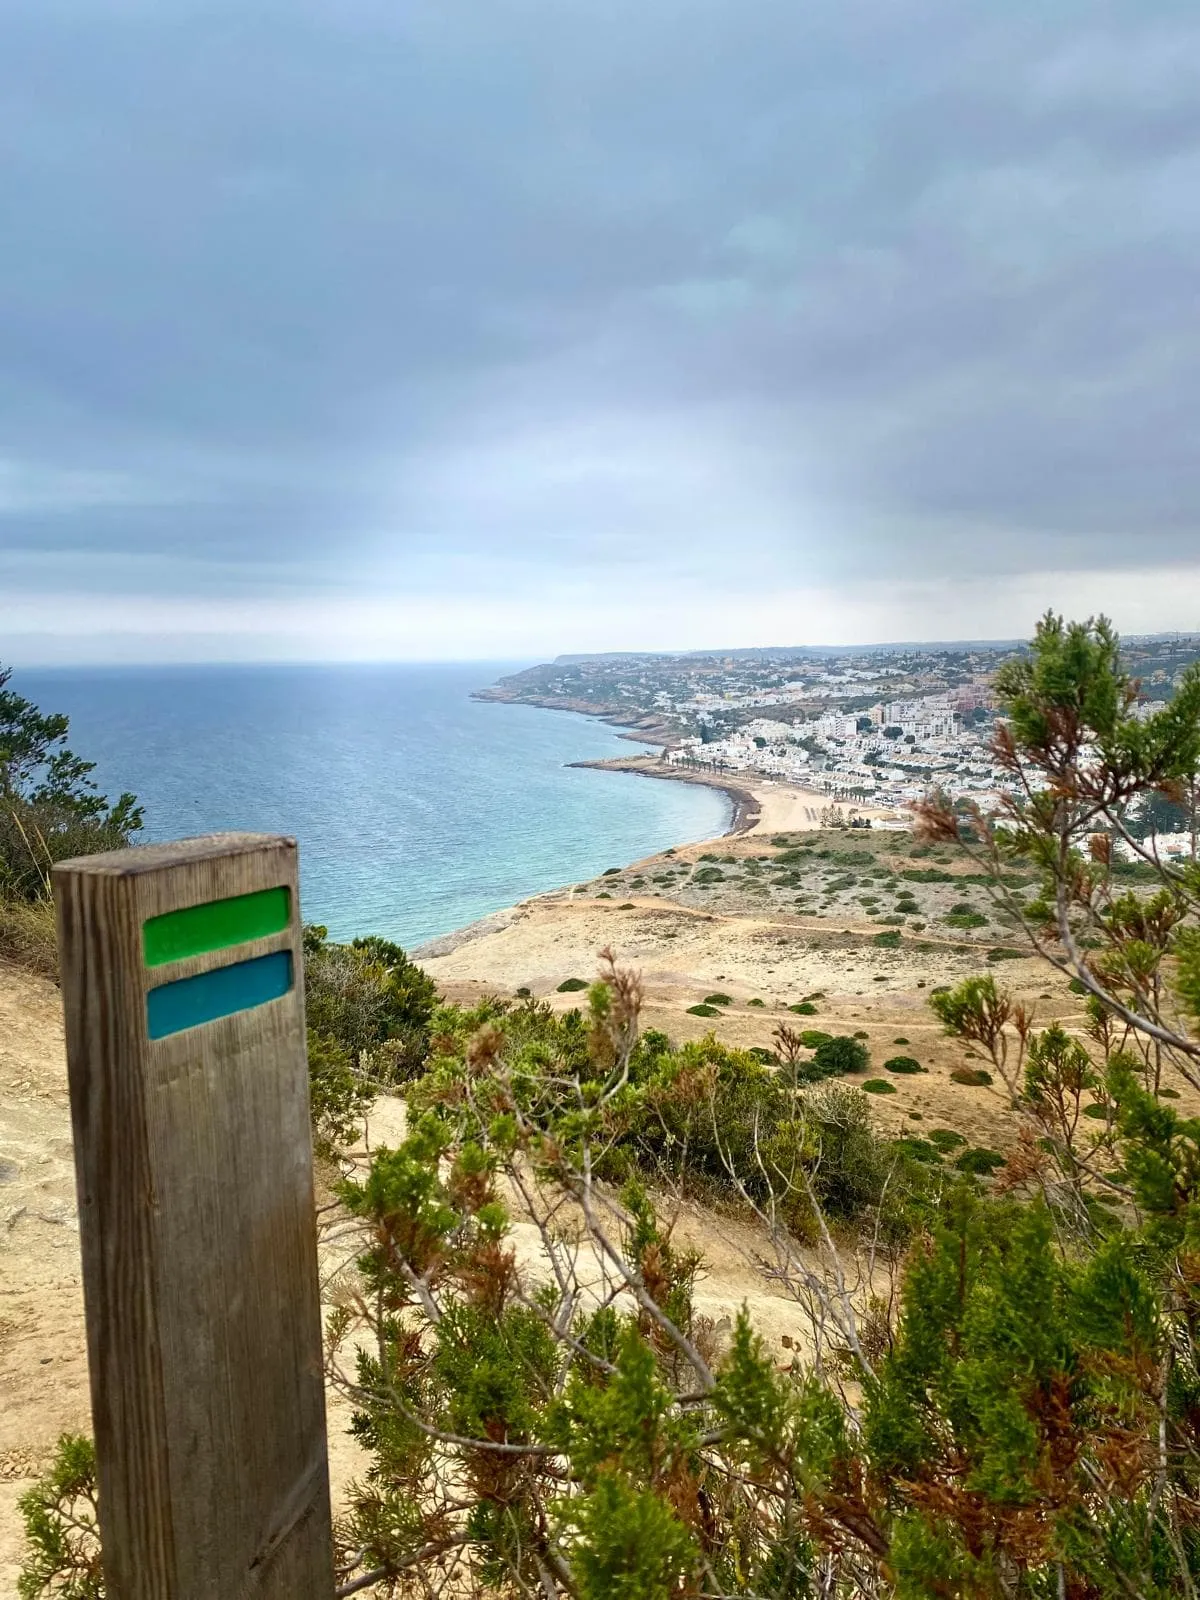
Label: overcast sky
xmin=4 ymin=0 xmax=1200 ymax=663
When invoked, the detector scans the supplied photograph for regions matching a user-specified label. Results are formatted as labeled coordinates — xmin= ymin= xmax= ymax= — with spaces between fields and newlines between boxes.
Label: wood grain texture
xmin=53 ymin=833 xmax=334 ymax=1599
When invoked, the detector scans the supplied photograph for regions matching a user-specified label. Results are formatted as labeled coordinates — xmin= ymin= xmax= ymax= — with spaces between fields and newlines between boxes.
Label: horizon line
xmin=10 ymin=627 xmax=1200 ymax=672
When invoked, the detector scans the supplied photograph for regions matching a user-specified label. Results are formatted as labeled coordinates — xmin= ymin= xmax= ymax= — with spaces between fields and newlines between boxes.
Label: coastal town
xmin=480 ymin=635 xmax=1200 ymax=819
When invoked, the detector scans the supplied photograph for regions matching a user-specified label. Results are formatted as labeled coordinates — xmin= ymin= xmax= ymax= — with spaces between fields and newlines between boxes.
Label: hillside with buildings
xmin=480 ymin=635 xmax=1200 ymax=818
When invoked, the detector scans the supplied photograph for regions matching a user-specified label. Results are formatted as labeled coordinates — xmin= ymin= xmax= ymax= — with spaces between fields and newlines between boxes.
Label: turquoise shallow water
xmin=16 ymin=663 xmax=729 ymax=946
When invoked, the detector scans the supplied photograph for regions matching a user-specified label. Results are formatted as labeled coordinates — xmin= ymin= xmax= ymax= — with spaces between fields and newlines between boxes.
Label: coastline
xmin=567 ymin=754 xmax=762 ymax=834
xmin=409 ymin=761 xmax=837 ymax=962
xmin=472 ymin=684 xmax=678 ymax=746
xmin=418 ymin=684 xmax=900 ymax=959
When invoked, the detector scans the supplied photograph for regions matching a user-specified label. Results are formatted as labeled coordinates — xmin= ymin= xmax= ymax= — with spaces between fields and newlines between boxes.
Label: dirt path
xmin=0 ymin=920 xmax=1114 ymax=1591
xmin=0 ymin=962 xmax=369 ymax=1593
xmin=0 ymin=961 xmax=809 ymax=1593
xmin=0 ymin=962 xmax=86 ymax=1593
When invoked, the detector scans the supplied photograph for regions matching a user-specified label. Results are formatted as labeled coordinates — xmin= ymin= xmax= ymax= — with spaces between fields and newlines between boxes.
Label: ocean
xmin=15 ymin=662 xmax=729 ymax=947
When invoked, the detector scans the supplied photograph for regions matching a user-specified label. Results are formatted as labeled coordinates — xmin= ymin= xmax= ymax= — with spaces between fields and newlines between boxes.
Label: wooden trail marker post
xmin=53 ymin=833 xmax=335 ymax=1599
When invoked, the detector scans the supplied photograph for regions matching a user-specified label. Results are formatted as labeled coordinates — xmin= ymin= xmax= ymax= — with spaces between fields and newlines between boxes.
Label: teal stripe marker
xmin=147 ymin=950 xmax=294 ymax=1040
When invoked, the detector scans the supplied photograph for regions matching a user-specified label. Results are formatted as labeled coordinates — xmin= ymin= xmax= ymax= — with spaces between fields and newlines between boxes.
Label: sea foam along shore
xmin=564 ymin=750 xmax=895 ymax=839
xmin=410 ymin=757 xmax=752 ymax=960
xmin=409 ymin=758 xmax=866 ymax=963
xmin=566 ymin=753 xmax=762 ymax=834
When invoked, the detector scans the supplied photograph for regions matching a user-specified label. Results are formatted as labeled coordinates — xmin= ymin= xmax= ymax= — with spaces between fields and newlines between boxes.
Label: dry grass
xmin=0 ymin=896 xmax=58 ymax=981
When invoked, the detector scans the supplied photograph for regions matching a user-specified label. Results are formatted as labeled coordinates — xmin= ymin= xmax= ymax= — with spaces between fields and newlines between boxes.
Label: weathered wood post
xmin=52 ymin=833 xmax=334 ymax=1599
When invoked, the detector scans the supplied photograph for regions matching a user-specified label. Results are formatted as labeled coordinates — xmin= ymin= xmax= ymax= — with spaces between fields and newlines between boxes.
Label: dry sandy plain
xmin=0 ymin=773 xmax=1113 ymax=1588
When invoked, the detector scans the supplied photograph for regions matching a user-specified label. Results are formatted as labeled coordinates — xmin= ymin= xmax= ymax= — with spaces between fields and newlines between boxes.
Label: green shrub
xmin=703 ymin=993 xmax=733 ymax=1006
xmin=516 ymin=986 xmax=532 ymax=998
xmin=955 ymin=1146 xmax=1007 ymax=1175
xmin=929 ymin=1128 xmax=967 ymax=1152
xmin=873 ymin=930 xmax=902 ymax=948
xmin=788 ymin=1001 xmax=817 ymax=1015
xmin=854 ymin=1030 xmax=870 ymax=1039
xmin=747 ymin=997 xmax=765 ymax=1007
xmin=901 ymin=867 xmax=954 ymax=883
xmin=894 ymin=1136 xmax=943 ymax=1164
xmin=0 ymin=668 xmax=142 ymax=905
xmin=305 ymin=929 xmax=437 ymax=1084
xmin=558 ymin=977 xmax=589 ymax=992
xmin=691 ymin=867 xmax=725 ymax=885
xmin=893 ymin=1036 xmax=910 ymax=1044
xmin=687 ymin=1003 xmax=721 ymax=1017
xmin=16 ymin=1433 xmax=103 ymax=1598
xmin=950 ymin=1066 xmax=993 ymax=1087
xmin=813 ymin=1036 xmax=870 ymax=1076
xmin=308 ymin=1030 xmax=375 ymax=1153
xmin=798 ymin=1083 xmax=897 ymax=1220
xmin=625 ymin=1036 xmax=791 ymax=1200
xmin=987 ymin=947 xmax=1024 ymax=962
xmin=617 ymin=902 xmax=636 ymax=910
xmin=946 ymin=910 xmax=988 ymax=928
xmin=862 ymin=1078 xmax=896 ymax=1094
xmin=1110 ymin=857 xmax=1161 ymax=882
xmin=883 ymin=1056 xmax=924 ymax=1074
xmin=799 ymin=1030 xmax=833 ymax=1048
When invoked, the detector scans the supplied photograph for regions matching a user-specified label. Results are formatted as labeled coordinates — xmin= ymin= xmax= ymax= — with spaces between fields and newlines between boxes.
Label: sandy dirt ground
xmin=0 ymin=961 xmax=839 ymax=1592
xmin=0 ymin=962 xmax=377 ymax=1593
xmin=418 ymin=892 xmax=1066 ymax=1153
xmin=0 ymin=778 xmax=1175 ymax=1589
xmin=741 ymin=776 xmax=900 ymax=837
xmin=0 ymin=963 xmax=87 ymax=1594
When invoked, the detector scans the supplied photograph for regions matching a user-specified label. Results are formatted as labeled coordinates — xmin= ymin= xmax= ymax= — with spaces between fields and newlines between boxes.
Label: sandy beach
xmin=570 ymin=753 xmax=903 ymax=839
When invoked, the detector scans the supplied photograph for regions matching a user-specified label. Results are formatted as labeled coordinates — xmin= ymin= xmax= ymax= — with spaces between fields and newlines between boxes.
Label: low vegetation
xmin=0 ymin=667 xmax=142 ymax=975
xmin=303 ymin=926 xmax=438 ymax=1152
xmin=20 ymin=613 xmax=1200 ymax=1599
xmin=882 ymin=1054 xmax=924 ymax=1074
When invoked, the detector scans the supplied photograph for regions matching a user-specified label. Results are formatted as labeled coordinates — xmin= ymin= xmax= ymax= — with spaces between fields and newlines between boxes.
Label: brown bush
xmin=0 ymin=895 xmax=58 ymax=980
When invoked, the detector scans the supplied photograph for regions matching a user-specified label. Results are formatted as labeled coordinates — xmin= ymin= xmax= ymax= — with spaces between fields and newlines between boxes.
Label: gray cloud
xmin=3 ymin=0 xmax=1200 ymax=649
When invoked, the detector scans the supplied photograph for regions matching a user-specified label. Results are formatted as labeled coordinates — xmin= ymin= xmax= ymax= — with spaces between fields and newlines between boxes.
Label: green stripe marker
xmin=143 ymin=885 xmax=291 ymax=967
